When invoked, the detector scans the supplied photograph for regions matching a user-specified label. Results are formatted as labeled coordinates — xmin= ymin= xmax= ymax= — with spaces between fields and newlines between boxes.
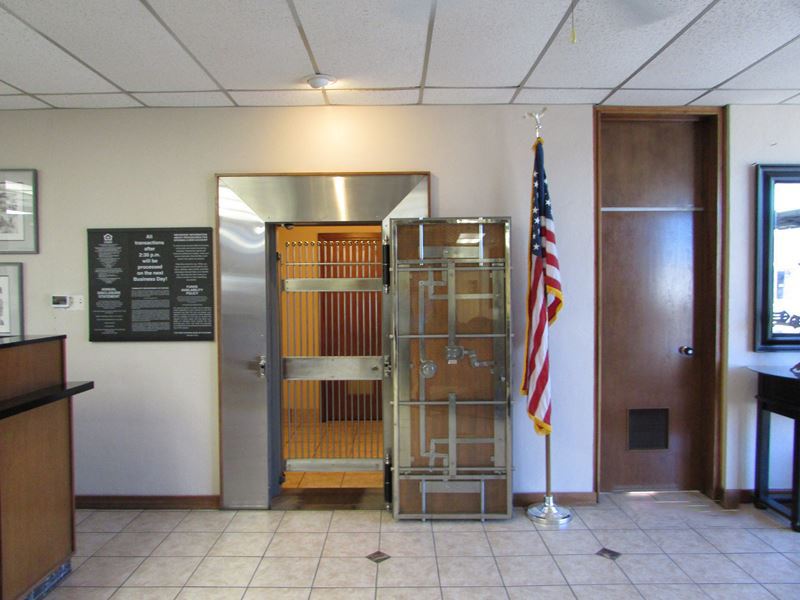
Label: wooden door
xmin=598 ymin=112 xmax=721 ymax=492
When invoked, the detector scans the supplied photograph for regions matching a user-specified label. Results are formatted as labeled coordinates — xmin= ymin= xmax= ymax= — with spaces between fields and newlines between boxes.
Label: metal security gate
xmin=391 ymin=218 xmax=512 ymax=519
xmin=280 ymin=236 xmax=384 ymax=472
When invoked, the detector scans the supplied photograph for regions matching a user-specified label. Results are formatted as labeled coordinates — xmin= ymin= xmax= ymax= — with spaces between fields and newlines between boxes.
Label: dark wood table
xmin=751 ymin=366 xmax=800 ymax=531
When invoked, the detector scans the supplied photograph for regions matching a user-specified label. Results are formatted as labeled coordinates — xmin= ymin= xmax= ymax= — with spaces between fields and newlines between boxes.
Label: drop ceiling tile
xmin=722 ymin=36 xmax=800 ymax=89
xmin=148 ymin=0 xmax=312 ymax=90
xmin=0 ymin=81 xmax=19 ymax=94
xmin=2 ymin=0 xmax=215 ymax=92
xmin=133 ymin=92 xmax=233 ymax=107
xmin=784 ymin=93 xmax=800 ymax=105
xmin=427 ymin=0 xmax=571 ymax=87
xmin=0 ymin=7 xmax=116 ymax=93
xmin=0 ymin=95 xmax=49 ymax=109
xmin=294 ymin=0 xmax=430 ymax=88
xmin=39 ymin=93 xmax=141 ymax=108
xmin=528 ymin=0 xmax=710 ymax=88
xmin=605 ymin=89 xmax=704 ymax=106
xmin=627 ymin=0 xmax=800 ymax=89
xmin=515 ymin=88 xmax=610 ymax=104
xmin=691 ymin=89 xmax=800 ymax=105
xmin=327 ymin=89 xmax=419 ymax=105
xmin=231 ymin=90 xmax=325 ymax=106
xmin=423 ymin=88 xmax=514 ymax=104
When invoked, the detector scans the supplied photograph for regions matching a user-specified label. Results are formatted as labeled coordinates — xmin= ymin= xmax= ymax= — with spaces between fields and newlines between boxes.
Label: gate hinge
xmin=383 ymin=355 xmax=393 ymax=377
xmin=382 ymin=243 xmax=390 ymax=293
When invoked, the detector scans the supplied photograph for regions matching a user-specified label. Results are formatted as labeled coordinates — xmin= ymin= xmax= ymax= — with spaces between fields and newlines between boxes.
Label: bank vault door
xmin=280 ymin=235 xmax=385 ymax=474
xmin=218 ymin=172 xmax=431 ymax=508
xmin=392 ymin=218 xmax=512 ymax=519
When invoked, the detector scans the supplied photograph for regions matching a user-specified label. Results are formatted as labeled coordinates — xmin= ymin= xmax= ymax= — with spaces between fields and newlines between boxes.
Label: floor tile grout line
xmin=169 ymin=509 xmax=230 ymax=590
xmin=430 ymin=519 xmax=444 ymax=591
xmin=482 ymin=520 xmax=509 ymax=595
xmin=307 ymin=510 xmax=333 ymax=589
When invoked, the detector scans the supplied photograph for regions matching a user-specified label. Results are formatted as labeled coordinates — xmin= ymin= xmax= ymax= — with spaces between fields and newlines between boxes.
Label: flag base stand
xmin=526 ymin=434 xmax=572 ymax=526
xmin=527 ymin=495 xmax=572 ymax=525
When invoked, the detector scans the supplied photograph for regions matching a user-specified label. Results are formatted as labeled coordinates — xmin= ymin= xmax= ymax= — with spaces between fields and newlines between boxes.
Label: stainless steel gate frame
xmin=391 ymin=217 xmax=512 ymax=519
xmin=217 ymin=173 xmax=429 ymax=508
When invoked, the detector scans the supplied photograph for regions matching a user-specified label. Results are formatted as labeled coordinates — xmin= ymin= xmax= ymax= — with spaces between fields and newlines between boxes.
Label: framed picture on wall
xmin=0 ymin=263 xmax=23 ymax=336
xmin=755 ymin=164 xmax=800 ymax=351
xmin=0 ymin=169 xmax=38 ymax=254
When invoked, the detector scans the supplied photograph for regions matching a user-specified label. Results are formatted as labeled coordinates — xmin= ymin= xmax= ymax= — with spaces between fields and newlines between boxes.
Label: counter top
xmin=0 ymin=334 xmax=66 ymax=350
xmin=748 ymin=365 xmax=800 ymax=380
xmin=0 ymin=381 xmax=94 ymax=420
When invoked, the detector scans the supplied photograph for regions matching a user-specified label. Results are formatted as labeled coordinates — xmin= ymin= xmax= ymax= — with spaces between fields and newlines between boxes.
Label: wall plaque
xmin=88 ymin=228 xmax=214 ymax=341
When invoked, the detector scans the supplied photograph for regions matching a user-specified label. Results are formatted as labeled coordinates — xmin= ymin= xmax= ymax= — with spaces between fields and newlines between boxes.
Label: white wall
xmin=725 ymin=105 xmax=800 ymax=490
xmin=0 ymin=105 xmax=595 ymax=495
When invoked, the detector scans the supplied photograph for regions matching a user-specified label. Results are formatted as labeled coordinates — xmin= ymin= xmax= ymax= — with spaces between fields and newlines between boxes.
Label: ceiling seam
xmin=598 ymin=0 xmax=722 ymax=106
xmin=0 ymin=77 xmax=57 ymax=108
xmin=137 ymin=0 xmax=237 ymax=107
xmin=509 ymin=0 xmax=578 ymax=104
xmin=781 ymin=91 xmax=800 ymax=105
xmin=285 ymin=0 xmax=327 ymax=106
xmin=417 ymin=0 xmax=438 ymax=105
xmin=687 ymin=31 xmax=800 ymax=105
xmin=0 ymin=1 xmax=144 ymax=107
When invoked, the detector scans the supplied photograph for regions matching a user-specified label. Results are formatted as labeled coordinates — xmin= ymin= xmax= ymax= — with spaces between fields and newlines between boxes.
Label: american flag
xmin=521 ymin=137 xmax=563 ymax=435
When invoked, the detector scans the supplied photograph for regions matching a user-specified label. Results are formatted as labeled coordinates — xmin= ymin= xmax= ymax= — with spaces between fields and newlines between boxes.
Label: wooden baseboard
xmin=719 ymin=489 xmax=750 ymax=509
xmin=513 ymin=492 xmax=598 ymax=507
xmin=76 ymin=495 xmax=220 ymax=510
xmin=77 ymin=493 xmax=596 ymax=511
xmin=718 ymin=489 xmax=797 ymax=510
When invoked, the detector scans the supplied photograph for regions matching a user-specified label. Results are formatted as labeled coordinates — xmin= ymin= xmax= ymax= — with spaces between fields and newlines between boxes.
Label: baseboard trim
xmin=76 ymin=495 xmax=221 ymax=510
xmin=77 ymin=493 xmax=595 ymax=511
xmin=513 ymin=492 xmax=598 ymax=507
xmin=719 ymin=489 xmax=756 ymax=509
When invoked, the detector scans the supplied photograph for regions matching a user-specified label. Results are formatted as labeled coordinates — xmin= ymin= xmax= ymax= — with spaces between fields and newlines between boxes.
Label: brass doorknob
xmin=678 ymin=346 xmax=694 ymax=356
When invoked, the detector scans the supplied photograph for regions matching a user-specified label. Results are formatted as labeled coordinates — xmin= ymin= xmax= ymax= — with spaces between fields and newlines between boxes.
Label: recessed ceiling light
xmin=306 ymin=74 xmax=337 ymax=89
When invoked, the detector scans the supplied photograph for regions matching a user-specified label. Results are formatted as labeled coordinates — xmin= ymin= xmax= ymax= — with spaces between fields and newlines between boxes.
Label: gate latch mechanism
xmin=256 ymin=355 xmax=266 ymax=379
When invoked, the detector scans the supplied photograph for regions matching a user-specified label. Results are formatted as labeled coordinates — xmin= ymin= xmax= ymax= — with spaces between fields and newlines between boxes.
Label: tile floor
xmin=50 ymin=492 xmax=800 ymax=599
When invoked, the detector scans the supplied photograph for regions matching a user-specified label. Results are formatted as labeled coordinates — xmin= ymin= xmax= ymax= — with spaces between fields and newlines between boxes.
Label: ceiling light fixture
xmin=306 ymin=74 xmax=337 ymax=89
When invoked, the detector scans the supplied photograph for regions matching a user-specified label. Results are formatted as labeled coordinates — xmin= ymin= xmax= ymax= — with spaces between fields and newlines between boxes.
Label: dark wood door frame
xmin=593 ymin=106 xmax=727 ymax=500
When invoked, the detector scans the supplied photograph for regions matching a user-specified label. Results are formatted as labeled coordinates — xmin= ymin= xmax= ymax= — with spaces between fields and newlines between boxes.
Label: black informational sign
xmin=88 ymin=228 xmax=214 ymax=342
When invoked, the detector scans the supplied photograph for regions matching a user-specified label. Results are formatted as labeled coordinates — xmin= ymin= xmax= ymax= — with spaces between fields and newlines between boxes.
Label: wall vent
xmin=628 ymin=408 xmax=668 ymax=450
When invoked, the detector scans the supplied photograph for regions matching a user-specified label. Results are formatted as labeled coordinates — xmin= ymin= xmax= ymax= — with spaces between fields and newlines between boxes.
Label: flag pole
xmin=527 ymin=434 xmax=572 ymax=525
xmin=523 ymin=106 xmax=572 ymax=527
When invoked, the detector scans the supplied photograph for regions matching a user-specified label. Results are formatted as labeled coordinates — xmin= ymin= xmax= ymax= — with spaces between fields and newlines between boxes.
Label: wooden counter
xmin=0 ymin=335 xmax=94 ymax=600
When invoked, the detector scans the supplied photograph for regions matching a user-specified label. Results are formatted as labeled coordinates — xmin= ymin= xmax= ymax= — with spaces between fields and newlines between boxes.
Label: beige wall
xmin=724 ymin=105 xmax=800 ymax=490
xmin=6 ymin=103 xmax=793 ymax=497
xmin=0 ymin=106 xmax=595 ymax=495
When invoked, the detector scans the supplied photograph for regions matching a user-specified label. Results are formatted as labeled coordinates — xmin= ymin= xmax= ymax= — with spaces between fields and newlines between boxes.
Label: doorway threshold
xmin=271 ymin=488 xmax=386 ymax=510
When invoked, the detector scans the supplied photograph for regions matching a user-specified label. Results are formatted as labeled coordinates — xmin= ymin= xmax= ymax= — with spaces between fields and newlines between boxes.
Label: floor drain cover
xmin=596 ymin=547 xmax=621 ymax=560
xmin=366 ymin=551 xmax=390 ymax=563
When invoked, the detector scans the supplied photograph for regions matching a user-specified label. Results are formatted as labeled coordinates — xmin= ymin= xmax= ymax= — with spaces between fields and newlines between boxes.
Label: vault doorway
xmin=276 ymin=224 xmax=384 ymax=494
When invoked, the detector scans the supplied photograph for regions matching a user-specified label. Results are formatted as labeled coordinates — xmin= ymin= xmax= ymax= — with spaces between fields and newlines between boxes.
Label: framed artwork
xmin=755 ymin=164 xmax=800 ymax=350
xmin=0 ymin=169 xmax=38 ymax=253
xmin=0 ymin=262 xmax=22 ymax=336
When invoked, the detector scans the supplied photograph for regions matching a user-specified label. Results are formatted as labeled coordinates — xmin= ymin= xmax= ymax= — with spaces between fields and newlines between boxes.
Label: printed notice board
xmin=88 ymin=228 xmax=214 ymax=341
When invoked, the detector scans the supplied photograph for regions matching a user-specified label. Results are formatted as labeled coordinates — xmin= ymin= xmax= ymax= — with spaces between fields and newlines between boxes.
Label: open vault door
xmin=218 ymin=173 xmax=428 ymax=509
xmin=390 ymin=218 xmax=512 ymax=519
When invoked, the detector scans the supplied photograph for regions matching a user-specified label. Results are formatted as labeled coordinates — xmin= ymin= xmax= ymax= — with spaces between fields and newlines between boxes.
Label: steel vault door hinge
xmin=383 ymin=355 xmax=393 ymax=378
xmin=382 ymin=242 xmax=391 ymax=293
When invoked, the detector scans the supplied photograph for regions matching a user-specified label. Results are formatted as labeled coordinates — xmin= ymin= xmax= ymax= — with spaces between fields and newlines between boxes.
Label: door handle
xmin=678 ymin=346 xmax=694 ymax=356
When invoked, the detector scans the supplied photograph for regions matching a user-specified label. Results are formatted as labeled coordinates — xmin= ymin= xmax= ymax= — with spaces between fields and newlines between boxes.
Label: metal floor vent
xmin=628 ymin=408 xmax=669 ymax=450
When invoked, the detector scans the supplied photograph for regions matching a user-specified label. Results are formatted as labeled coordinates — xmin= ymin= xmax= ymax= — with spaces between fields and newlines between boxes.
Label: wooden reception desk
xmin=0 ymin=335 xmax=93 ymax=600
